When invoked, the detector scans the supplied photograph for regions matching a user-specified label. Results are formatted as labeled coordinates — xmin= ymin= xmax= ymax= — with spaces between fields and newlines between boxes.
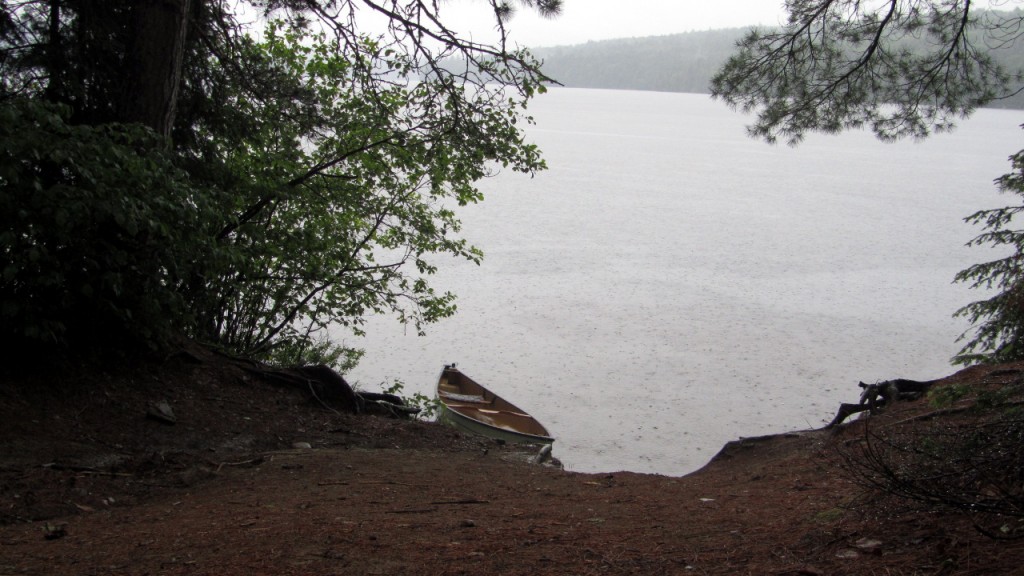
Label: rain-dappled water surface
xmin=336 ymin=88 xmax=1024 ymax=476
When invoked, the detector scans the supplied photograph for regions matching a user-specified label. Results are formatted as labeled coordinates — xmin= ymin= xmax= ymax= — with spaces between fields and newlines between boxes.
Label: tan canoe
xmin=436 ymin=364 xmax=554 ymax=445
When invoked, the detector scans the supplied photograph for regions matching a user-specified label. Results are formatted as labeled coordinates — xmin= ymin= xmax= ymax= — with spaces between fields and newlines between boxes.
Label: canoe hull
xmin=437 ymin=365 xmax=554 ymax=445
xmin=439 ymin=404 xmax=554 ymax=445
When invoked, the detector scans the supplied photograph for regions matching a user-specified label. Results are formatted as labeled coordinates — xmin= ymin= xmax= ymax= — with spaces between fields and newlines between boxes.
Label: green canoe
xmin=436 ymin=364 xmax=554 ymax=445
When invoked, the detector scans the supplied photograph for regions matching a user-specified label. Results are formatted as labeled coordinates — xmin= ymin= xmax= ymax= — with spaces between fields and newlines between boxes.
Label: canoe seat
xmin=477 ymin=408 xmax=532 ymax=418
xmin=439 ymin=391 xmax=488 ymax=404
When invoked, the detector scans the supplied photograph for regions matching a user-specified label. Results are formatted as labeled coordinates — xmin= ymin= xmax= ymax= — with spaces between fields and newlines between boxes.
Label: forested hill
xmin=532 ymin=28 xmax=746 ymax=96
xmin=532 ymin=25 xmax=1024 ymax=110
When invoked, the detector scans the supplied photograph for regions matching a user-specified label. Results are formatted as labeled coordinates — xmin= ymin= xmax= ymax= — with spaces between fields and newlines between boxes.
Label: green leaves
xmin=175 ymin=19 xmax=546 ymax=363
xmin=0 ymin=3 xmax=549 ymax=365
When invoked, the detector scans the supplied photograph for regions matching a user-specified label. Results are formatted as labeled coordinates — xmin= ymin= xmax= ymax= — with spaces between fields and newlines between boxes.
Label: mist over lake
xmin=337 ymin=87 xmax=1024 ymax=476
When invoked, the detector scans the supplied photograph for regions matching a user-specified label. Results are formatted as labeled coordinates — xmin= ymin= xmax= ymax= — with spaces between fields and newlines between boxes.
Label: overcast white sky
xmin=442 ymin=0 xmax=791 ymax=47
xmin=440 ymin=0 xmax=1012 ymax=47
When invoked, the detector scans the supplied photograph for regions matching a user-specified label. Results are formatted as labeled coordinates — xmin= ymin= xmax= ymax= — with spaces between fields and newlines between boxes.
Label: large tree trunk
xmin=120 ymin=0 xmax=192 ymax=139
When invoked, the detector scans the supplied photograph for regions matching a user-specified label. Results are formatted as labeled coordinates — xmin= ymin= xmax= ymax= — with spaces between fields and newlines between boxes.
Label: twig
xmin=880 ymin=399 xmax=1024 ymax=429
xmin=215 ymin=456 xmax=265 ymax=472
xmin=881 ymin=406 xmax=971 ymax=428
xmin=328 ymin=427 xmax=366 ymax=436
xmin=306 ymin=378 xmax=345 ymax=416
xmin=352 ymin=480 xmax=422 ymax=487
xmin=40 ymin=463 xmax=133 ymax=477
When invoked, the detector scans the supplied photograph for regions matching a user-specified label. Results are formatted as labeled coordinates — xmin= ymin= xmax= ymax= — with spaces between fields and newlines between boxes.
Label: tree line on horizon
xmin=533 ymin=14 xmax=1024 ymax=110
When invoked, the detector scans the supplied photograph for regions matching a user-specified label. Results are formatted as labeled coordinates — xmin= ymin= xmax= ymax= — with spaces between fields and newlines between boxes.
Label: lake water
xmin=334 ymin=87 xmax=1024 ymax=477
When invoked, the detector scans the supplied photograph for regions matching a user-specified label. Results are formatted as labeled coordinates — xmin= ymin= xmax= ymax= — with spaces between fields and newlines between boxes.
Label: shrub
xmin=0 ymin=99 xmax=216 ymax=350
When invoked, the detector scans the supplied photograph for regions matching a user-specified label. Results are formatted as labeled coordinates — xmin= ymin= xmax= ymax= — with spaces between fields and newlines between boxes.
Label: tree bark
xmin=120 ymin=0 xmax=192 ymax=139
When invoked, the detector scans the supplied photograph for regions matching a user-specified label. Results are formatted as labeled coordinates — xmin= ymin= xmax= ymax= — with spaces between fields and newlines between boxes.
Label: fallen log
xmin=359 ymin=397 xmax=422 ymax=418
xmin=256 ymin=365 xmax=418 ymax=418
xmin=825 ymin=402 xmax=870 ymax=429
xmin=858 ymin=378 xmax=939 ymax=412
xmin=826 ymin=378 xmax=942 ymax=429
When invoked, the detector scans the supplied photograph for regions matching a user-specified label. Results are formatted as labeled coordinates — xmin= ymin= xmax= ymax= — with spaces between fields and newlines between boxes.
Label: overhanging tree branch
xmin=712 ymin=0 xmax=1023 ymax=143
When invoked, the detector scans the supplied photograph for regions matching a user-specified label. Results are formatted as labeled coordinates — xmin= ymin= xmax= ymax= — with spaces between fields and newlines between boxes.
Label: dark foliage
xmin=0 ymin=98 xmax=214 ymax=350
xmin=0 ymin=1 xmax=555 ymax=365
xmin=839 ymin=377 xmax=1024 ymax=538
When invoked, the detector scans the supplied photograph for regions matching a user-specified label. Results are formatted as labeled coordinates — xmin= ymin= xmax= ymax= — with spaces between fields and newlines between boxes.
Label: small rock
xmin=291 ymin=442 xmax=312 ymax=449
xmin=532 ymin=444 xmax=553 ymax=464
xmin=835 ymin=549 xmax=859 ymax=559
xmin=460 ymin=519 xmax=476 ymax=528
xmin=177 ymin=465 xmax=216 ymax=487
xmin=146 ymin=400 xmax=177 ymax=425
xmin=855 ymin=537 xmax=883 ymax=553
xmin=42 ymin=522 xmax=67 ymax=540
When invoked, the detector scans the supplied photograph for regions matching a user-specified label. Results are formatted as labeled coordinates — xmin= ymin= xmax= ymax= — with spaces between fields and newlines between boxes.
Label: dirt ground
xmin=2 ymin=346 xmax=1023 ymax=575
